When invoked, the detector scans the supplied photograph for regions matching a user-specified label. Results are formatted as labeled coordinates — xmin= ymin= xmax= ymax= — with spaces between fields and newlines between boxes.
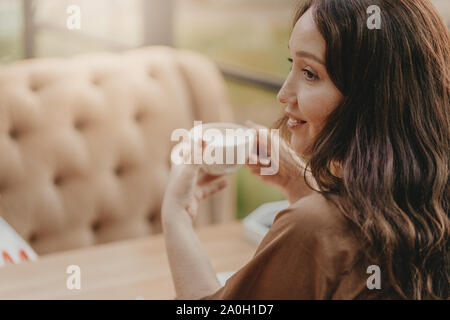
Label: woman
xmin=161 ymin=0 xmax=449 ymax=299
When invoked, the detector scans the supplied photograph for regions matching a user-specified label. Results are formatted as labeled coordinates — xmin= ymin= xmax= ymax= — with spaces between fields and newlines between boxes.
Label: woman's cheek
xmin=299 ymin=90 xmax=329 ymax=126
xmin=304 ymin=87 xmax=341 ymax=124
xmin=292 ymin=83 xmax=343 ymax=156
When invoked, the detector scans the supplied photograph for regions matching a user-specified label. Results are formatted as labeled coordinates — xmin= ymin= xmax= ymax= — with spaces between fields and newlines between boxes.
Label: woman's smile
xmin=285 ymin=110 xmax=307 ymax=130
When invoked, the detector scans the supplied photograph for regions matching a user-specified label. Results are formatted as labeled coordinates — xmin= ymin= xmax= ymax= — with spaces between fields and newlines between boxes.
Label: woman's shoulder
xmin=268 ymin=192 xmax=363 ymax=263
xmin=254 ymin=192 xmax=364 ymax=285
xmin=274 ymin=192 xmax=351 ymax=234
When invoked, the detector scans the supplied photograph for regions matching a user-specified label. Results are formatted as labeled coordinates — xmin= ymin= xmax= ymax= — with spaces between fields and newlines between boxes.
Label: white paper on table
xmin=243 ymin=200 xmax=290 ymax=245
xmin=217 ymin=271 xmax=235 ymax=286
xmin=0 ymin=217 xmax=38 ymax=267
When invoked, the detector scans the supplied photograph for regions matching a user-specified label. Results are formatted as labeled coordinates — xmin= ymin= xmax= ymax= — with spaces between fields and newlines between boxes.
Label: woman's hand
xmin=245 ymin=120 xmax=318 ymax=203
xmin=161 ymin=140 xmax=228 ymax=226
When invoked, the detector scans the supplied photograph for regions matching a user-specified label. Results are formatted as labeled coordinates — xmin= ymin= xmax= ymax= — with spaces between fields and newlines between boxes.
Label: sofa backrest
xmin=0 ymin=46 xmax=234 ymax=255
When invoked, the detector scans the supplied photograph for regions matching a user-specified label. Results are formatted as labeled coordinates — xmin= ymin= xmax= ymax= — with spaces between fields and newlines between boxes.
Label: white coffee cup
xmin=189 ymin=122 xmax=255 ymax=175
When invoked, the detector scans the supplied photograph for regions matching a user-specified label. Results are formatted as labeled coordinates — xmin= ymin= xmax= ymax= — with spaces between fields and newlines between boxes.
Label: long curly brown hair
xmin=276 ymin=0 xmax=449 ymax=299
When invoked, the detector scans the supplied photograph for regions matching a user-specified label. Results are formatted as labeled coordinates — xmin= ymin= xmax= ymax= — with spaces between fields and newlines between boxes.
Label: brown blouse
xmin=199 ymin=194 xmax=398 ymax=300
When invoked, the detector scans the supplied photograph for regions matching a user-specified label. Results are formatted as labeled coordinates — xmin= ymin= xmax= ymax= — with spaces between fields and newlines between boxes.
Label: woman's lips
xmin=285 ymin=111 xmax=307 ymax=129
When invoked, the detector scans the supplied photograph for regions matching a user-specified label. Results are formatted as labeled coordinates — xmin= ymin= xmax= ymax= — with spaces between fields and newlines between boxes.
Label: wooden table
xmin=0 ymin=222 xmax=257 ymax=299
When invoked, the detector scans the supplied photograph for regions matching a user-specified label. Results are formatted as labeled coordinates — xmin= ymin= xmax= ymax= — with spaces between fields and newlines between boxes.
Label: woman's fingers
xmin=197 ymin=171 xmax=224 ymax=186
xmin=186 ymin=202 xmax=198 ymax=220
xmin=246 ymin=136 xmax=272 ymax=170
xmin=246 ymin=153 xmax=271 ymax=168
xmin=245 ymin=120 xmax=272 ymax=159
xmin=196 ymin=178 xmax=228 ymax=200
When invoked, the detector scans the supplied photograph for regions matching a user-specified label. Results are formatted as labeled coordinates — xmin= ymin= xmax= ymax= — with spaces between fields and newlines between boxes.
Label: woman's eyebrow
xmin=296 ymin=50 xmax=325 ymax=66
xmin=288 ymin=44 xmax=325 ymax=66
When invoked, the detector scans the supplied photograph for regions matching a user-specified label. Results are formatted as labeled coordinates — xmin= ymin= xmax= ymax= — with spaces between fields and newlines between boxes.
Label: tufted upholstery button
xmin=91 ymin=220 xmax=101 ymax=232
xmin=9 ymin=127 xmax=22 ymax=140
xmin=134 ymin=110 xmax=146 ymax=123
xmin=147 ymin=68 xmax=159 ymax=78
xmin=148 ymin=209 xmax=161 ymax=223
xmin=0 ymin=181 xmax=7 ymax=194
xmin=53 ymin=174 xmax=64 ymax=186
xmin=90 ymin=75 xmax=102 ymax=86
xmin=148 ymin=210 xmax=162 ymax=233
xmin=148 ymin=214 xmax=156 ymax=223
xmin=29 ymin=233 xmax=38 ymax=244
xmin=74 ymin=118 xmax=88 ymax=131
xmin=114 ymin=164 xmax=127 ymax=177
xmin=29 ymin=83 xmax=40 ymax=92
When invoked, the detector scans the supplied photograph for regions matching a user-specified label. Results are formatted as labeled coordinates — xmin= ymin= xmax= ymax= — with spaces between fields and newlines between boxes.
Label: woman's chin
xmin=290 ymin=136 xmax=311 ymax=158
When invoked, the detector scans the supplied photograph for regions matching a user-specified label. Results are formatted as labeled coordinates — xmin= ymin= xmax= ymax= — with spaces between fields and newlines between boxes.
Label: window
xmin=0 ymin=0 xmax=23 ymax=63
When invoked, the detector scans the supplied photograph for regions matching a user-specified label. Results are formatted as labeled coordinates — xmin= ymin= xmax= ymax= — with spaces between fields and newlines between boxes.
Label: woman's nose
xmin=277 ymin=89 xmax=286 ymax=104
xmin=277 ymin=83 xmax=296 ymax=105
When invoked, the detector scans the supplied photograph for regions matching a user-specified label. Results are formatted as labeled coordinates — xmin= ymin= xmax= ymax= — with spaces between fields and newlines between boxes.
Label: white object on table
xmin=0 ymin=217 xmax=38 ymax=267
xmin=243 ymin=200 xmax=290 ymax=245
xmin=216 ymin=271 xmax=235 ymax=286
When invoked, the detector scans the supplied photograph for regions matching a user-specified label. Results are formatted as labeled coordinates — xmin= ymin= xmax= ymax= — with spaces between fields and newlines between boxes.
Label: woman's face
xmin=278 ymin=8 xmax=343 ymax=156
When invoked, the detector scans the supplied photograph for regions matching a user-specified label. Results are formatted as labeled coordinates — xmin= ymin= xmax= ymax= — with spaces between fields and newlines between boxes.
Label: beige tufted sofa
xmin=0 ymin=46 xmax=235 ymax=255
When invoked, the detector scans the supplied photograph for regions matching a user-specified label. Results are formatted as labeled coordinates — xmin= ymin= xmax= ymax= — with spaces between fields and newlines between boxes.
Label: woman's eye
xmin=302 ymin=68 xmax=318 ymax=81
